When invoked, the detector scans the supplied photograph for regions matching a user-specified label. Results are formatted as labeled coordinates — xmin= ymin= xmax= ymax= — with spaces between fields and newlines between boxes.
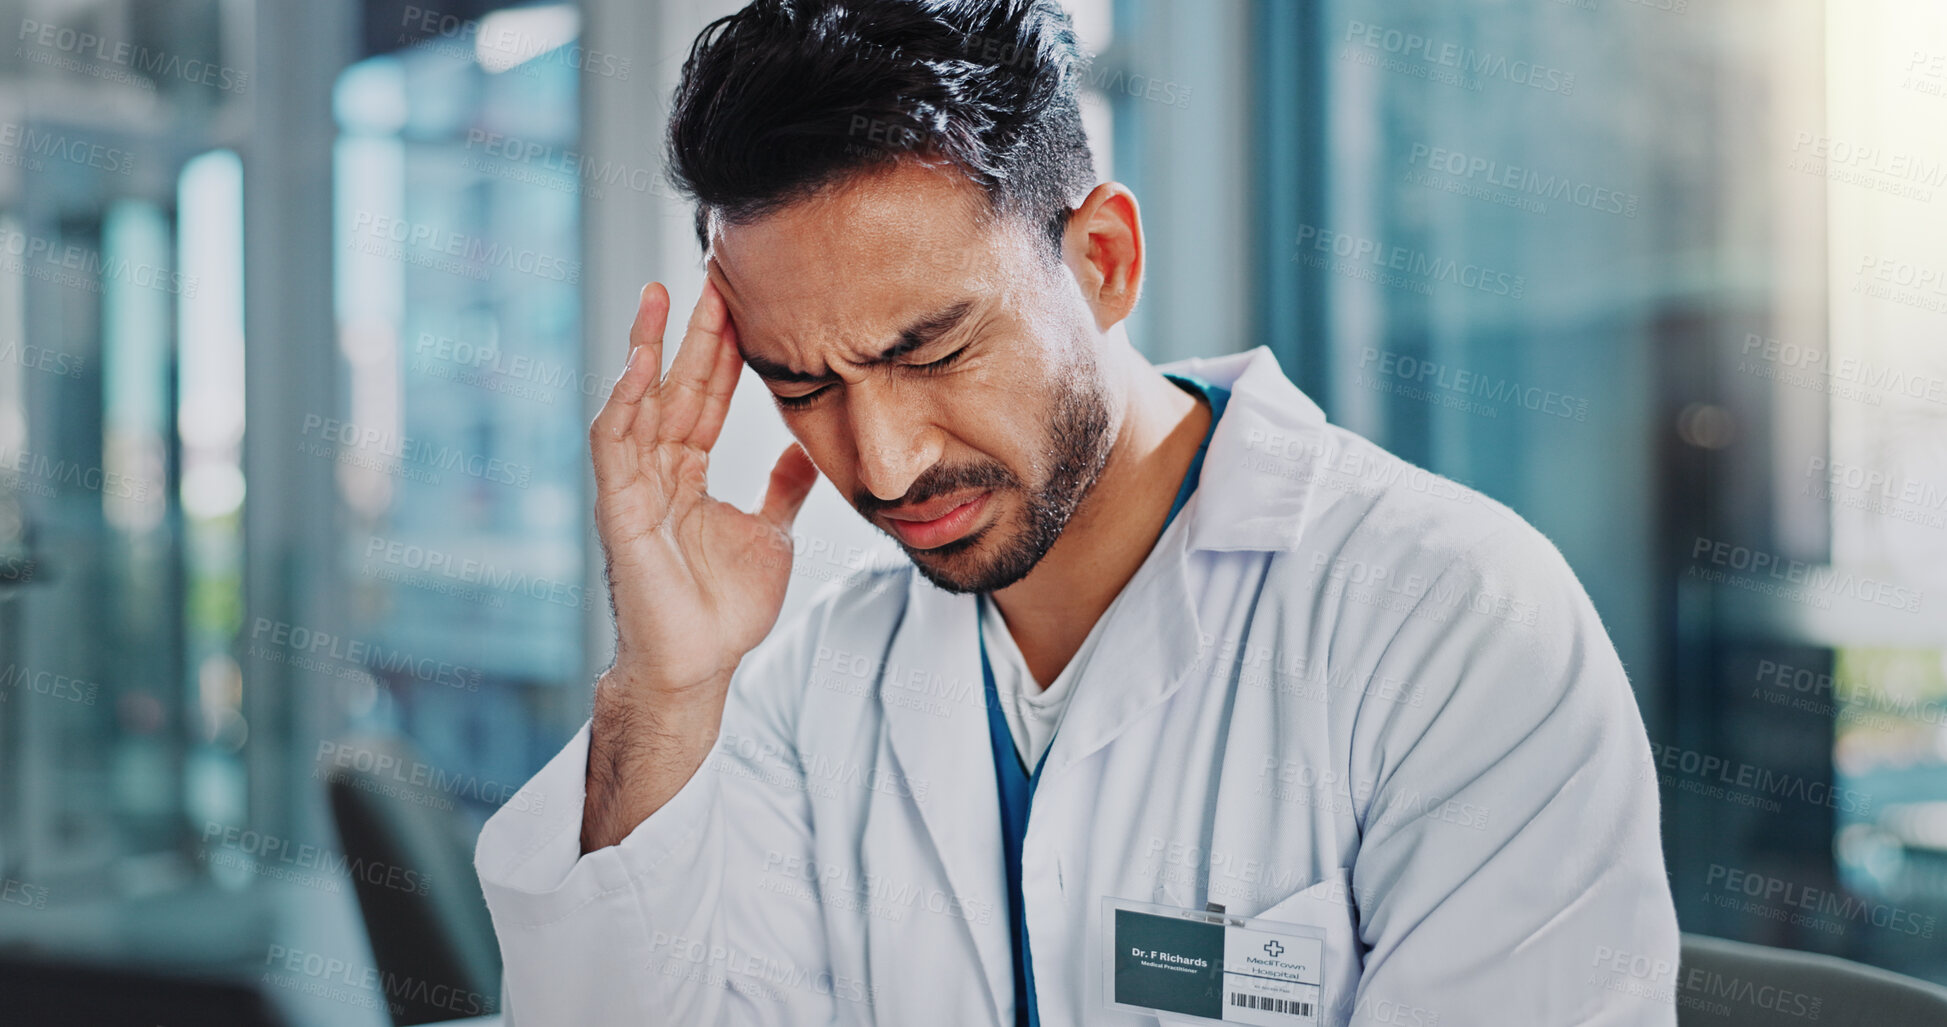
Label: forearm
xmin=479 ymin=711 xmax=822 ymax=1027
xmin=580 ymin=666 xmax=730 ymax=854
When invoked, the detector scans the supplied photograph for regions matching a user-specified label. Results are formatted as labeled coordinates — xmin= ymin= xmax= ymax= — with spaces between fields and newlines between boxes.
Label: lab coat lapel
xmin=1045 ymin=347 xmax=1326 ymax=772
xmin=1039 ymin=495 xmax=1209 ymax=776
xmin=876 ymin=576 xmax=1015 ymax=1024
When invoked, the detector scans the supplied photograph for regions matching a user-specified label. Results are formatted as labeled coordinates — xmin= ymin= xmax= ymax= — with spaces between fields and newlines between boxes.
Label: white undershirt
xmin=978 ymin=591 xmax=1117 ymax=770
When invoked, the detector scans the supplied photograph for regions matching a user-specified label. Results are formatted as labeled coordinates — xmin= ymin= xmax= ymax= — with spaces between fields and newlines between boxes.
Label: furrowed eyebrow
xmin=891 ymin=301 xmax=974 ymax=357
xmin=739 ymin=301 xmax=975 ymax=385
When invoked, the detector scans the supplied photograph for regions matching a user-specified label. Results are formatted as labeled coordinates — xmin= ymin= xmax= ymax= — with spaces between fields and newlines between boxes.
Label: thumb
xmin=756 ymin=442 xmax=819 ymax=532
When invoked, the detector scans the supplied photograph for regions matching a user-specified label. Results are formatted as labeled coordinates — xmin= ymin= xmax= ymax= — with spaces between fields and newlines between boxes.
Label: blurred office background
xmin=0 ymin=0 xmax=1942 ymax=1022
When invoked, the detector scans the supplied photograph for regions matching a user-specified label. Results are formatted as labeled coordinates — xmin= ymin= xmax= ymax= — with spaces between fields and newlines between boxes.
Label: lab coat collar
xmin=1041 ymin=346 xmax=1330 ymax=768
xmin=1156 ymin=344 xmax=1329 ymax=555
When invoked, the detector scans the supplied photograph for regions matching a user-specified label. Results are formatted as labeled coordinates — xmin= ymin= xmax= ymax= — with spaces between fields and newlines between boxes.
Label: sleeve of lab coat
xmin=1346 ymin=523 xmax=1680 ymax=1026
xmin=472 ymin=602 xmax=840 ymax=1026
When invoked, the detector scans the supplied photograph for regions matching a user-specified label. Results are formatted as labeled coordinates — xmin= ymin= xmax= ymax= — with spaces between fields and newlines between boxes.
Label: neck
xmin=989 ymin=342 xmax=1209 ymax=689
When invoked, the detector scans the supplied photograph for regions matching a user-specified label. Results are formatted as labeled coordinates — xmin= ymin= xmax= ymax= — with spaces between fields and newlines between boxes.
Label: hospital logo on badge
xmin=1106 ymin=897 xmax=1325 ymax=1025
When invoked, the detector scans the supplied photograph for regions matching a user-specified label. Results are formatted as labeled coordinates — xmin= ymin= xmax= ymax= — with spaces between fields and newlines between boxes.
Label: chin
xmin=903 ymin=523 xmax=1048 ymax=595
xmin=910 ymin=560 xmax=1016 ymax=596
xmin=903 ymin=534 xmax=997 ymax=595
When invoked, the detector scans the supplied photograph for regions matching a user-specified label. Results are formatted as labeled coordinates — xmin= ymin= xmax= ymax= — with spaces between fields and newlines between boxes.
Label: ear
xmin=1059 ymin=182 xmax=1144 ymax=331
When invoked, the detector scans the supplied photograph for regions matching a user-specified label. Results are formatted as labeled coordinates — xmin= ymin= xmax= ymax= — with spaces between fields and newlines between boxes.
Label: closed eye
xmin=909 ymin=346 xmax=968 ymax=374
xmin=772 ymin=346 xmax=969 ymax=410
xmin=773 ymin=387 xmax=827 ymax=410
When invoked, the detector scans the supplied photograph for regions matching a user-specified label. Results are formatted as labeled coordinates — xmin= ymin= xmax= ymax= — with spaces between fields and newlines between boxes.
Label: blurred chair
xmin=324 ymin=735 xmax=502 ymax=1026
xmin=1679 ymin=932 xmax=1947 ymax=1025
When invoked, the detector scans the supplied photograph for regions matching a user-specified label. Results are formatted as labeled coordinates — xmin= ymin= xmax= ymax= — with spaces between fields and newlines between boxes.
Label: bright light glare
xmin=475 ymin=5 xmax=580 ymax=75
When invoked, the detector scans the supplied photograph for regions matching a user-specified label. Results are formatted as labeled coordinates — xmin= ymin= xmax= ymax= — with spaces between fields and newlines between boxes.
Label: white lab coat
xmin=474 ymin=346 xmax=1679 ymax=1026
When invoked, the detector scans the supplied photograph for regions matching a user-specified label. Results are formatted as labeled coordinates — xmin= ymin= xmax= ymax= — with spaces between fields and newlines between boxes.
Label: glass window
xmin=1242 ymin=0 xmax=1947 ymax=986
xmin=326 ymin=5 xmax=589 ymax=849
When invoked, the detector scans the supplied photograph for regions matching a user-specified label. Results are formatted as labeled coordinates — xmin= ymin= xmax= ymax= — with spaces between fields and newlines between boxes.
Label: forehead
xmin=709 ymin=162 xmax=1040 ymax=357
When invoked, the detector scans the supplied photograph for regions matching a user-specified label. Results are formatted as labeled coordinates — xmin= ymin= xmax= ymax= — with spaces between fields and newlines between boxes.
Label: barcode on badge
xmin=1229 ymin=992 xmax=1313 ymax=1017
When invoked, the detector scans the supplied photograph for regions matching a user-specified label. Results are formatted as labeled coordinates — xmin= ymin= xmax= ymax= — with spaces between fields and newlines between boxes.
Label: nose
xmin=846 ymin=381 xmax=942 ymax=502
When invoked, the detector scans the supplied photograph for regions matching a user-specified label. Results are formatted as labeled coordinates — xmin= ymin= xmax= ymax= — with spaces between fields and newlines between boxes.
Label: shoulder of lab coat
xmin=1305 ymin=437 xmax=1674 ymax=1018
xmin=1339 ymin=500 xmax=1677 ymax=1022
xmin=1172 ymin=347 xmax=1676 ymax=1019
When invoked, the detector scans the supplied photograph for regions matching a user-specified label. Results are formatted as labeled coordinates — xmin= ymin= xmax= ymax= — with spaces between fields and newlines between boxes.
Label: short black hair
xmin=665 ymin=0 xmax=1097 ymax=257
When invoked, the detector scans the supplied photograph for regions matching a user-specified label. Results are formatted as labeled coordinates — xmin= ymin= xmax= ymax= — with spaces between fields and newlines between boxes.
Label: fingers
xmin=656 ymin=278 xmax=734 ymax=446
xmin=756 ymin=442 xmax=820 ymax=533
xmin=592 ymin=283 xmax=672 ymax=487
xmin=685 ymin=314 xmax=743 ymax=453
xmin=630 ymin=281 xmax=673 ymax=375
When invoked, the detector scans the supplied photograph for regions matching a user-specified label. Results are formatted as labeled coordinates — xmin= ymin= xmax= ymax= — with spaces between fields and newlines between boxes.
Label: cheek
xmin=779 ymin=411 xmax=852 ymax=484
xmin=930 ymin=385 xmax=1021 ymax=460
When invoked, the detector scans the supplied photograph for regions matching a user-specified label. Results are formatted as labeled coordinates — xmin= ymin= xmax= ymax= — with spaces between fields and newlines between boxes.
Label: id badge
xmin=1101 ymin=897 xmax=1325 ymax=1026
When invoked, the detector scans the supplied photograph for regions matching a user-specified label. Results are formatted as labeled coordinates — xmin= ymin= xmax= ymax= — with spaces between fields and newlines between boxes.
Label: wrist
xmin=598 ymin=658 xmax=730 ymax=702
xmin=593 ymin=664 xmax=727 ymax=737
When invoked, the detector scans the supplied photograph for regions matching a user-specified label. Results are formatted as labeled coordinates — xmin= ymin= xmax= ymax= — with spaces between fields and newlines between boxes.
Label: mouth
xmin=880 ymin=491 xmax=992 ymax=550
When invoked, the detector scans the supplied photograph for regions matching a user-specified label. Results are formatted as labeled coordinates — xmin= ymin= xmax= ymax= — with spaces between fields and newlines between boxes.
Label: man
xmin=473 ymin=1 xmax=1680 ymax=1024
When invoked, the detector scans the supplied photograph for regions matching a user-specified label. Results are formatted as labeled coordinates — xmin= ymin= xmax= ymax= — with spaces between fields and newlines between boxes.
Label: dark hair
xmin=665 ymin=0 xmax=1097 ymax=257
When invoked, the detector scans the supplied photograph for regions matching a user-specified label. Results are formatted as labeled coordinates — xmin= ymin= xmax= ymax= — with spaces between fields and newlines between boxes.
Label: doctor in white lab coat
xmin=473 ymin=1 xmax=1679 ymax=1019
xmin=474 ymin=338 xmax=1679 ymax=1025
